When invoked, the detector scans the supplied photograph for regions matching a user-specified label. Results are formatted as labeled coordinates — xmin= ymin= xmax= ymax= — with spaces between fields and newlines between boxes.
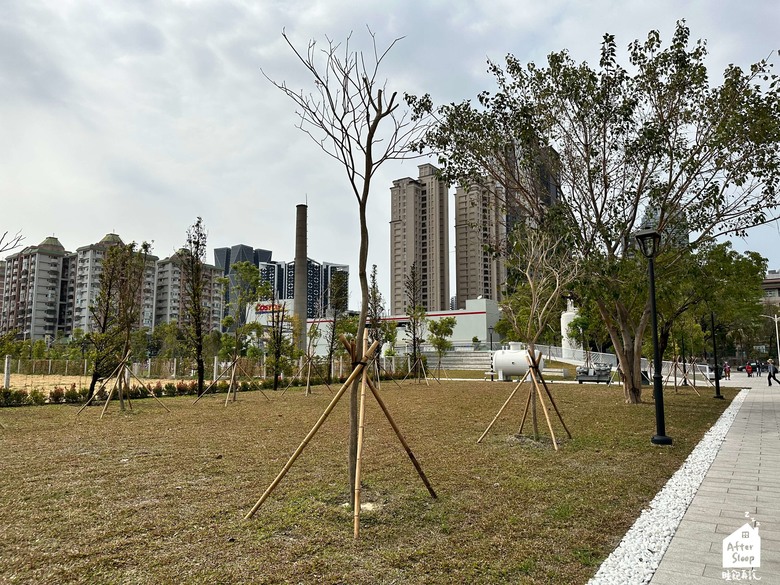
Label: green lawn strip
xmin=0 ymin=383 xmax=733 ymax=584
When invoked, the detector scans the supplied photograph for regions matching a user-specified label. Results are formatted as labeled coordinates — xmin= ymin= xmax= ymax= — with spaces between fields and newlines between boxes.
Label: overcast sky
xmin=3 ymin=0 xmax=779 ymax=309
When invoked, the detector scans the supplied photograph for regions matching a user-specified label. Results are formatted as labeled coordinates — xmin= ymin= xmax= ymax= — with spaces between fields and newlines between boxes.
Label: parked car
xmin=737 ymin=361 xmax=760 ymax=373
xmin=695 ymin=364 xmax=722 ymax=380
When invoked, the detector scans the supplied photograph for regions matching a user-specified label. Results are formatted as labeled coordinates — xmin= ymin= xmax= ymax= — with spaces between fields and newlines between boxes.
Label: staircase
xmin=426 ymin=351 xmax=493 ymax=371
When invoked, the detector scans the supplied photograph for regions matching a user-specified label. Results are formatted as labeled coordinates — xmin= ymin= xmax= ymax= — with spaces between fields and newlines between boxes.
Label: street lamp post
xmin=761 ymin=314 xmax=780 ymax=362
xmin=634 ymin=228 xmax=673 ymax=446
xmin=488 ymin=326 xmax=495 ymax=381
xmin=711 ymin=312 xmax=723 ymax=400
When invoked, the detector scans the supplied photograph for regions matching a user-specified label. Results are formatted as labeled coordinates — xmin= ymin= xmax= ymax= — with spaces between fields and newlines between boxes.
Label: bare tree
xmin=266 ymin=28 xmax=432 ymax=507
xmin=405 ymin=262 xmax=427 ymax=380
xmin=500 ymin=224 xmax=579 ymax=355
xmin=0 ymin=231 xmax=23 ymax=255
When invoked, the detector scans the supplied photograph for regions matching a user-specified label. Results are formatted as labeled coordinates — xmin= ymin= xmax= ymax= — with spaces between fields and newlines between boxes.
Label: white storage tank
xmin=493 ymin=343 xmax=545 ymax=381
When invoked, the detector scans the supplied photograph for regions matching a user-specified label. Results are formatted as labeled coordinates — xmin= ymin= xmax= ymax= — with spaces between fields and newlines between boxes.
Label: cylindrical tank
xmin=493 ymin=343 xmax=545 ymax=381
xmin=560 ymin=299 xmax=580 ymax=359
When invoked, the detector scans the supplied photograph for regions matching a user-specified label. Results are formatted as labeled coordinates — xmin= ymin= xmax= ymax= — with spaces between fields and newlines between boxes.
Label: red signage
xmin=255 ymin=303 xmax=285 ymax=314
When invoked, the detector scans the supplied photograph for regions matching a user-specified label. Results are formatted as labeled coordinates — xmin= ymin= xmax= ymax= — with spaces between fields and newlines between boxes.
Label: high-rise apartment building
xmin=0 ymin=236 xmax=74 ymax=340
xmin=390 ymin=163 xmax=450 ymax=314
xmin=154 ymin=251 xmax=223 ymax=332
xmin=451 ymin=146 xmax=561 ymax=310
xmin=453 ymin=182 xmax=507 ymax=309
xmin=72 ymin=234 xmax=157 ymax=333
xmin=214 ymin=245 xmax=273 ymax=322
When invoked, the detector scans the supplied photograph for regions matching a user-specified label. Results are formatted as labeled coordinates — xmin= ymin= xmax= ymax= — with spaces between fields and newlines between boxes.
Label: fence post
xmin=4 ymin=355 xmax=10 ymax=390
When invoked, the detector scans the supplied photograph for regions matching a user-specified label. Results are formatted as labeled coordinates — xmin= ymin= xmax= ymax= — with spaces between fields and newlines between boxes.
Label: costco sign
xmin=255 ymin=303 xmax=284 ymax=314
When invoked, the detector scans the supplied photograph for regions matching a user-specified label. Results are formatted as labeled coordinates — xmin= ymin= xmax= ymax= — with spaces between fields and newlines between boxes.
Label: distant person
xmin=723 ymin=362 xmax=731 ymax=380
xmin=746 ymin=363 xmax=753 ymax=377
xmin=768 ymin=359 xmax=780 ymax=387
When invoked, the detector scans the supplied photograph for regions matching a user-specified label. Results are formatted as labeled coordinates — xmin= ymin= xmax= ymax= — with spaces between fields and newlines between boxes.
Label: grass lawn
xmin=0 ymin=380 xmax=734 ymax=584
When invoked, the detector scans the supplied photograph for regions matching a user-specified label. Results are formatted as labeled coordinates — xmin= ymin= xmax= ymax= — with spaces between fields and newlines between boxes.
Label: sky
xmin=3 ymin=0 xmax=780 ymax=310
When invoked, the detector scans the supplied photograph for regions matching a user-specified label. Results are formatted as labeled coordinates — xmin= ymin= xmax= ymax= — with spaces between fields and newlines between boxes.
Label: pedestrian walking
xmin=768 ymin=359 xmax=780 ymax=386
xmin=723 ymin=362 xmax=731 ymax=380
xmin=746 ymin=363 xmax=753 ymax=377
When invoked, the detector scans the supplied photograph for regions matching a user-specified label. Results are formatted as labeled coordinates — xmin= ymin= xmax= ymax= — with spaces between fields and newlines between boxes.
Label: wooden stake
xmin=530 ymin=367 xmax=558 ymax=451
xmin=244 ymin=341 xmax=379 ymax=520
xmin=353 ymin=337 xmax=369 ymax=539
xmin=126 ymin=368 xmax=171 ymax=413
xmin=366 ymin=377 xmax=437 ymax=499
xmin=477 ymin=369 xmax=530 ymax=443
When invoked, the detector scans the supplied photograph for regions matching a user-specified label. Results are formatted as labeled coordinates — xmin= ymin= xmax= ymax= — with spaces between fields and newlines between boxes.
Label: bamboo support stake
xmin=530 ymin=368 xmax=558 ymax=451
xmin=516 ymin=378 xmax=534 ymax=436
xmin=126 ymin=368 xmax=171 ymax=413
xmin=537 ymin=375 xmax=572 ymax=439
xmin=244 ymin=341 xmax=379 ymax=520
xmin=353 ymin=337 xmax=369 ymax=539
xmin=193 ymin=358 xmax=235 ymax=403
xmin=477 ymin=369 xmax=530 ymax=443
xmin=76 ymin=360 xmax=124 ymax=415
xmin=100 ymin=374 xmax=121 ymax=419
xmin=225 ymin=360 xmax=237 ymax=406
xmin=366 ymin=377 xmax=437 ymax=499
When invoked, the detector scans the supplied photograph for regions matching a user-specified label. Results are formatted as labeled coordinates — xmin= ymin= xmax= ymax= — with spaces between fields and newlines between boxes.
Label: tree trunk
xmin=195 ymin=329 xmax=204 ymax=396
xmin=349 ymin=199 xmax=370 ymax=509
xmin=596 ymin=300 xmax=649 ymax=404
xmin=87 ymin=371 xmax=100 ymax=401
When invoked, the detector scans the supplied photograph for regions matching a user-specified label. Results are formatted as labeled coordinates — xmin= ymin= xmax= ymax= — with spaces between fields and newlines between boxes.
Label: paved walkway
xmin=649 ymin=375 xmax=780 ymax=584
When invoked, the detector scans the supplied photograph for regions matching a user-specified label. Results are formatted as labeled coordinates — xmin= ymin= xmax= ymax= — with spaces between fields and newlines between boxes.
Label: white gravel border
xmin=587 ymin=388 xmax=748 ymax=585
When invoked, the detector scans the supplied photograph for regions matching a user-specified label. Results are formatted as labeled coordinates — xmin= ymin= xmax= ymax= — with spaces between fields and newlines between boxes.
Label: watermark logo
xmin=722 ymin=513 xmax=761 ymax=581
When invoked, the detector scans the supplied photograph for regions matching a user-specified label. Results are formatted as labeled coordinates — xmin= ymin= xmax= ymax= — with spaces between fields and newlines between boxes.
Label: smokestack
xmin=294 ymin=204 xmax=308 ymax=353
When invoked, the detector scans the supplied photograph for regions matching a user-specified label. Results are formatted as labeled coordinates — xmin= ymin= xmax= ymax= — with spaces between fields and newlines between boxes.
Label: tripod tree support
xmin=244 ymin=341 xmax=380 ymax=520
xmin=478 ymin=350 xmax=571 ymax=450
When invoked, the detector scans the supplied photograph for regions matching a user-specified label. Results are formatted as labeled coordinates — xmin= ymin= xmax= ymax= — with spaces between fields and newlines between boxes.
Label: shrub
xmin=0 ymin=388 xmax=29 ymax=407
xmin=1 ymin=389 xmax=30 ymax=407
xmin=64 ymin=386 xmax=81 ymax=403
xmin=164 ymin=382 xmax=177 ymax=397
xmin=29 ymin=389 xmax=47 ymax=406
xmin=49 ymin=386 xmax=65 ymax=404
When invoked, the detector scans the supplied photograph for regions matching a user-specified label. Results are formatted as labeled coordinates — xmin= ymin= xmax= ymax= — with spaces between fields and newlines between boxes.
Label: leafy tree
xmin=655 ymin=243 xmax=767 ymax=359
xmin=428 ymin=316 xmax=456 ymax=375
xmin=267 ymin=29 xmax=433 ymax=507
xmin=498 ymin=218 xmax=579 ymax=355
xmin=221 ymin=261 xmax=266 ymax=399
xmin=86 ymin=242 xmax=152 ymax=406
xmin=130 ymin=328 xmax=151 ymax=361
xmin=261 ymin=290 xmax=296 ymax=391
xmin=180 ymin=217 xmax=210 ymax=395
xmin=414 ymin=23 xmax=780 ymax=403
xmin=0 ymin=331 xmax=20 ymax=358
xmin=151 ymin=322 xmax=186 ymax=359
xmin=322 ymin=269 xmax=350 ymax=384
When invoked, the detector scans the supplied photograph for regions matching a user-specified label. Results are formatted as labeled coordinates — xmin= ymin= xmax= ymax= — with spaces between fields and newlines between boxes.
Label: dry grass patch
xmin=0 ymin=381 xmax=734 ymax=584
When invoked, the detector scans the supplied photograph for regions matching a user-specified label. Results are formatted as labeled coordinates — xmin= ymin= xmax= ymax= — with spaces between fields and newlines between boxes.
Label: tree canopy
xmin=413 ymin=22 xmax=780 ymax=402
